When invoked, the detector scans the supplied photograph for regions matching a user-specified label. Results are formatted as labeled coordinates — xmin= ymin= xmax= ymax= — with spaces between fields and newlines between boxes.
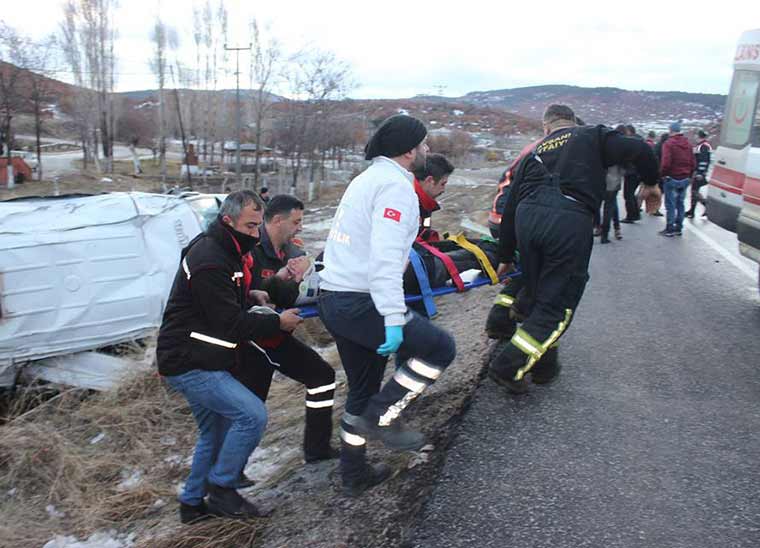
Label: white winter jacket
xmin=320 ymin=156 xmax=419 ymax=326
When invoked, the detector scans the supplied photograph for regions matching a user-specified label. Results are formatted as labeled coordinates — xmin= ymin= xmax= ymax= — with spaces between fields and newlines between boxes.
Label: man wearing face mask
xmin=157 ymin=190 xmax=302 ymax=523
xmin=318 ymin=114 xmax=457 ymax=497
xmin=412 ymin=153 xmax=455 ymax=242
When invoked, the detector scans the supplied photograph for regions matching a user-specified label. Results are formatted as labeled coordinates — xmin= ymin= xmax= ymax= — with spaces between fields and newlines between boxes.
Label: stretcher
xmin=295 ymin=270 xmax=522 ymax=320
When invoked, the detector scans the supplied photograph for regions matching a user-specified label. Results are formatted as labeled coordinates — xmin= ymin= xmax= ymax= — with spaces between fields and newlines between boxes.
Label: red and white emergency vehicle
xmin=707 ymin=28 xmax=760 ymax=286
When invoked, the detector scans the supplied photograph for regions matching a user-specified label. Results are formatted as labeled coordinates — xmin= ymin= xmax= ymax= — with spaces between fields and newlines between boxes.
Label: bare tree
xmin=60 ymin=0 xmax=117 ymax=173
xmin=150 ymin=18 xmax=178 ymax=189
xmin=0 ymin=22 xmax=59 ymax=182
xmin=0 ymin=22 xmax=26 ymax=181
xmin=278 ymin=50 xmax=354 ymax=196
xmin=248 ymin=18 xmax=280 ymax=190
xmin=199 ymin=0 xmax=227 ymax=166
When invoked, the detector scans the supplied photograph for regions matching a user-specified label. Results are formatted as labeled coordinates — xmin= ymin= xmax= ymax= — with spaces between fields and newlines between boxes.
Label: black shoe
xmin=485 ymin=304 xmax=517 ymax=340
xmin=531 ymin=348 xmax=561 ymax=385
xmin=179 ymin=500 xmax=213 ymax=525
xmin=600 ymin=236 xmax=610 ymax=244
xmin=620 ymin=219 xmax=636 ymax=224
xmin=351 ymin=415 xmax=426 ymax=452
xmin=206 ymin=483 xmax=270 ymax=519
xmin=488 ymin=366 xmax=529 ymax=394
xmin=674 ymin=229 xmax=683 ymax=236
xmin=685 ymin=210 xmax=695 ymax=219
xmin=235 ymin=472 xmax=256 ymax=489
xmin=653 ymin=211 xmax=664 ymax=217
xmin=659 ymin=229 xmax=675 ymax=237
xmin=342 ymin=463 xmax=392 ymax=497
xmin=305 ymin=446 xmax=340 ymax=464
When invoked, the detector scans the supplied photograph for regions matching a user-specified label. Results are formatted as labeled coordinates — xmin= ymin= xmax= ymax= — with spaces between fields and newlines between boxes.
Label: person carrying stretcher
xmin=317 ymin=114 xmax=457 ymax=497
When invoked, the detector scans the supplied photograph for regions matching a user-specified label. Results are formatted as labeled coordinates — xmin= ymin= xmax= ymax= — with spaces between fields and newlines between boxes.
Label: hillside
xmin=430 ymin=84 xmax=726 ymax=125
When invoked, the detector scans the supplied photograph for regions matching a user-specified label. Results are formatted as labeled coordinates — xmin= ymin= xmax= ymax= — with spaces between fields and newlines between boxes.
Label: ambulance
xmin=707 ymin=29 xmax=760 ymax=286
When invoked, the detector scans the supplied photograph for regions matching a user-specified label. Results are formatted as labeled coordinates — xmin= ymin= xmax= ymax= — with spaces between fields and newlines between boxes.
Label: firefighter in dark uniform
xmin=233 ymin=194 xmax=339 ymax=465
xmin=412 ymin=153 xmax=454 ymax=242
xmin=487 ymin=105 xmax=659 ymax=394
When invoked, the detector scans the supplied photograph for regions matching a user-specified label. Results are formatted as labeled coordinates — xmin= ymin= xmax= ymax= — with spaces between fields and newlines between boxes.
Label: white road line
xmin=681 ymin=222 xmax=756 ymax=281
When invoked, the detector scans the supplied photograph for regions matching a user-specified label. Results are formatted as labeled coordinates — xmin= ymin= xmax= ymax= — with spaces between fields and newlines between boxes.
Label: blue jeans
xmin=164 ymin=369 xmax=268 ymax=506
xmin=664 ymin=177 xmax=690 ymax=232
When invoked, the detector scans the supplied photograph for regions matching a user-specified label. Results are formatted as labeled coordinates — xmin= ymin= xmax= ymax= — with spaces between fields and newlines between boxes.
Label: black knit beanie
xmin=364 ymin=114 xmax=427 ymax=161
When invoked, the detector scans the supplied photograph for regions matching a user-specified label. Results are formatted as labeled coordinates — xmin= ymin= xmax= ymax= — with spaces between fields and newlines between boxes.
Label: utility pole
xmin=225 ymin=43 xmax=251 ymax=186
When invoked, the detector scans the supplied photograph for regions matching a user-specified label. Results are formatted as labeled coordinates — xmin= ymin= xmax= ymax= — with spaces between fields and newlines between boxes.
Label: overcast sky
xmin=3 ymin=0 xmax=757 ymax=98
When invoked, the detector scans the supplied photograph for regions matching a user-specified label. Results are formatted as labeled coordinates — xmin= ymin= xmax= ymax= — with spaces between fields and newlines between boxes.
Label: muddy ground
xmin=0 ymin=161 xmax=525 ymax=547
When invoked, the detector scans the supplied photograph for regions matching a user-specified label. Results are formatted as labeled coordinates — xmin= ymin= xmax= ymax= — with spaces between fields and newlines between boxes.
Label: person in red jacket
xmin=659 ymin=121 xmax=696 ymax=237
xmin=412 ymin=153 xmax=454 ymax=242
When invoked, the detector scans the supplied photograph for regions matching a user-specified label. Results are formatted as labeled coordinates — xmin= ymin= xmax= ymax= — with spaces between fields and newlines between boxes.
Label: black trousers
xmin=690 ymin=175 xmax=707 ymax=211
xmin=318 ymin=291 xmax=456 ymax=480
xmin=623 ymin=173 xmax=640 ymax=221
xmin=491 ymin=187 xmax=592 ymax=381
xmin=234 ymin=335 xmax=336 ymax=458
xmin=601 ymin=190 xmax=620 ymax=237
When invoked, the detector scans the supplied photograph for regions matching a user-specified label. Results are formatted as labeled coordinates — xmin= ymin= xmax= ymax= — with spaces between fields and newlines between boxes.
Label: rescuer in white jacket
xmin=317 ymin=114 xmax=457 ymax=497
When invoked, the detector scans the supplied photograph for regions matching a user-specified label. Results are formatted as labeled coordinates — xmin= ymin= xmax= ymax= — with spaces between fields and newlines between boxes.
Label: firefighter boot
xmin=351 ymin=414 xmax=426 ymax=452
xmin=485 ymin=299 xmax=517 ymax=340
xmin=488 ymin=341 xmax=529 ymax=395
xmin=530 ymin=346 xmax=561 ymax=385
xmin=340 ymin=416 xmax=392 ymax=497
xmin=304 ymin=406 xmax=339 ymax=463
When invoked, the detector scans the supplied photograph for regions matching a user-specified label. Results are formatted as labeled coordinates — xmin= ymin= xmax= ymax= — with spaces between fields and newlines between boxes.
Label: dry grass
xmin=0 ymin=366 xmax=195 ymax=545
xmin=139 ymin=518 xmax=264 ymax=548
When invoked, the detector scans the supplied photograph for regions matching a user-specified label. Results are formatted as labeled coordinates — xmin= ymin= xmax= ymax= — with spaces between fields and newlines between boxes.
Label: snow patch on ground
xmin=243 ymin=446 xmax=301 ymax=487
xmin=43 ymin=531 xmax=136 ymax=548
xmin=117 ymin=469 xmax=143 ymax=491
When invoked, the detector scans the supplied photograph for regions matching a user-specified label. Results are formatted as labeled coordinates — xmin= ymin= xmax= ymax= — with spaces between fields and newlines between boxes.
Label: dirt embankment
xmin=0 ymin=166 xmax=512 ymax=548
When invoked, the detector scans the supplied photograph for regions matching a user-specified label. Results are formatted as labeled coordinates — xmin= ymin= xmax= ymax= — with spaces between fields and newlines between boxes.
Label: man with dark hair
xmin=412 ymin=153 xmax=455 ymax=242
xmin=318 ymin=114 xmax=457 ymax=496
xmin=259 ymin=186 xmax=270 ymax=203
xmin=256 ymin=194 xmax=308 ymax=303
xmin=233 ymin=193 xmax=338 ymax=467
xmin=686 ymin=129 xmax=712 ymax=218
xmin=157 ymin=190 xmax=303 ymax=522
xmin=487 ymin=105 xmax=658 ymax=394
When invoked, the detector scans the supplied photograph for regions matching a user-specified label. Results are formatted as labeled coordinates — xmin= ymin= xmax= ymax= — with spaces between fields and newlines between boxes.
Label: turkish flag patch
xmin=383 ymin=208 xmax=401 ymax=222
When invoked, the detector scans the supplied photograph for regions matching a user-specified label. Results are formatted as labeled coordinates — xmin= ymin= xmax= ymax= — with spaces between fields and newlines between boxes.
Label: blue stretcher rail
xmin=295 ymin=269 xmax=523 ymax=320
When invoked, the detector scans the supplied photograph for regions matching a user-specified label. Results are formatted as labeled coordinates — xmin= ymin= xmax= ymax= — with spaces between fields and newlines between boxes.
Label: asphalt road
xmin=412 ymin=212 xmax=760 ymax=548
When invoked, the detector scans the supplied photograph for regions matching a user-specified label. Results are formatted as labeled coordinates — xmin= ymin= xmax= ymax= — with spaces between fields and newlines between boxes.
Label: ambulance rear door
xmin=734 ymin=33 xmax=760 ymax=266
xmin=707 ymin=29 xmax=760 ymax=233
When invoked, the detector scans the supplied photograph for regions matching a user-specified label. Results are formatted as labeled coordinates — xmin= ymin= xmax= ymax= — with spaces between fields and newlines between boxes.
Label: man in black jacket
xmin=686 ymin=130 xmax=712 ymax=218
xmin=621 ymin=124 xmax=644 ymax=223
xmin=487 ymin=105 xmax=658 ymax=394
xmin=234 ymin=194 xmax=338 ymax=467
xmin=158 ymin=190 xmax=302 ymax=522
xmin=251 ymin=194 xmax=309 ymax=307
